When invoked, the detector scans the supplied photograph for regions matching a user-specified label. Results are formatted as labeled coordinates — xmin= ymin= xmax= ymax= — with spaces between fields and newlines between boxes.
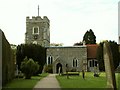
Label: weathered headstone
xmin=94 ymin=66 xmax=99 ymax=77
xmin=58 ymin=67 xmax=61 ymax=76
xmin=116 ymin=63 xmax=120 ymax=73
xmin=66 ymin=64 xmax=69 ymax=79
xmin=82 ymin=70 xmax=85 ymax=79
xmin=103 ymin=42 xmax=116 ymax=90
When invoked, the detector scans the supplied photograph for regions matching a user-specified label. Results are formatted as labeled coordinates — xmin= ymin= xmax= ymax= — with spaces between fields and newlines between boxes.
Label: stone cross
xmin=103 ymin=42 xmax=116 ymax=90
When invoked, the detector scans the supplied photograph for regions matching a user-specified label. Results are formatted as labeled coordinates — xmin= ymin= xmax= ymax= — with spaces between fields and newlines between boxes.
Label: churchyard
xmin=0 ymin=29 xmax=120 ymax=89
xmin=2 ymin=73 xmax=48 ymax=90
xmin=56 ymin=72 xmax=119 ymax=88
xmin=2 ymin=72 xmax=119 ymax=89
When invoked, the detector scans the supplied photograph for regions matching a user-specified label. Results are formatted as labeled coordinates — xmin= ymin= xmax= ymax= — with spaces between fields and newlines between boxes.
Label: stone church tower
xmin=25 ymin=15 xmax=50 ymax=47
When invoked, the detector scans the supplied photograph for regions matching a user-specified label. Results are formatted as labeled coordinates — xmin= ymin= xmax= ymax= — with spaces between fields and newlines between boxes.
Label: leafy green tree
xmin=83 ymin=29 xmax=96 ymax=44
xmin=73 ymin=41 xmax=83 ymax=46
xmin=16 ymin=44 xmax=46 ymax=74
xmin=109 ymin=41 xmax=120 ymax=69
xmin=97 ymin=41 xmax=120 ymax=71
xmin=21 ymin=57 xmax=39 ymax=79
xmin=44 ymin=64 xmax=53 ymax=73
xmin=96 ymin=42 xmax=104 ymax=71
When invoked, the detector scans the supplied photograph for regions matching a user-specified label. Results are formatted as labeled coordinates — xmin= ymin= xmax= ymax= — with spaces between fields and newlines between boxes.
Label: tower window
xmin=33 ymin=26 xmax=39 ymax=34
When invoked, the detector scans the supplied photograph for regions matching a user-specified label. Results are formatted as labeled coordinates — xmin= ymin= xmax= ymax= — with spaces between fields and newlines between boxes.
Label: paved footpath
xmin=33 ymin=74 xmax=61 ymax=90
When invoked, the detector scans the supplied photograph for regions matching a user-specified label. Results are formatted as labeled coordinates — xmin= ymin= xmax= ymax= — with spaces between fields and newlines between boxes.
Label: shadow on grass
xmin=2 ymin=73 xmax=49 ymax=90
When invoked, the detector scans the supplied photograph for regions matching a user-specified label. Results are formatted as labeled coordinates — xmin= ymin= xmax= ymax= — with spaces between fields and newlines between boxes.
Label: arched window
xmin=94 ymin=60 xmax=98 ymax=67
xmin=73 ymin=59 xmax=75 ymax=67
xmin=48 ymin=57 xmax=51 ymax=64
xmin=73 ymin=58 xmax=78 ymax=67
xmin=89 ymin=59 xmax=98 ymax=67
xmin=33 ymin=26 xmax=39 ymax=34
xmin=47 ymin=55 xmax=53 ymax=65
xmin=75 ymin=59 xmax=78 ymax=67
xmin=89 ymin=60 xmax=92 ymax=67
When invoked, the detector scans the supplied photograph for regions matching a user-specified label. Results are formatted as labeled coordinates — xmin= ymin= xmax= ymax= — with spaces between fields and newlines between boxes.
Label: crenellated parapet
xmin=26 ymin=16 xmax=50 ymax=23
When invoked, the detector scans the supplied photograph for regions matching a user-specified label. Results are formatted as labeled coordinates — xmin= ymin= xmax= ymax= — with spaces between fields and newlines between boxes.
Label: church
xmin=25 ymin=14 xmax=98 ymax=73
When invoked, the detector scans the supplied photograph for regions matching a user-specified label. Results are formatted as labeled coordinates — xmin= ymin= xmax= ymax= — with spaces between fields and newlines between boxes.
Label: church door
xmin=56 ymin=63 xmax=62 ymax=73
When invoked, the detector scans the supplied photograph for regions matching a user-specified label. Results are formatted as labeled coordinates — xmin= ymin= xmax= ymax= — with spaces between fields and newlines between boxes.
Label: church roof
xmin=86 ymin=44 xmax=98 ymax=59
xmin=46 ymin=45 xmax=86 ymax=48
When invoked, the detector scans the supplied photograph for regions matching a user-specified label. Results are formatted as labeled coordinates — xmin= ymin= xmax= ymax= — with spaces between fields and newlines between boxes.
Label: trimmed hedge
xmin=1 ymin=31 xmax=15 ymax=86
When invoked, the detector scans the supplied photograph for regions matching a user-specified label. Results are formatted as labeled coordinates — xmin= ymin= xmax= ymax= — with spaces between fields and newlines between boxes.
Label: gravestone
xmin=103 ymin=42 xmax=116 ymax=90
xmin=116 ymin=63 xmax=120 ymax=73
xmin=82 ymin=70 xmax=85 ymax=79
xmin=66 ymin=64 xmax=69 ymax=79
xmin=94 ymin=65 xmax=99 ymax=77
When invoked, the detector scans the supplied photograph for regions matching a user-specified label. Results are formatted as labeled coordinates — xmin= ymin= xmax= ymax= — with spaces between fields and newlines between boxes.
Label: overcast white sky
xmin=0 ymin=0 xmax=119 ymax=46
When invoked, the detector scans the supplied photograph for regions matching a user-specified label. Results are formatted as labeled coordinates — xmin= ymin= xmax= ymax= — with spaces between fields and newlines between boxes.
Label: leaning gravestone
xmin=103 ymin=42 xmax=116 ymax=90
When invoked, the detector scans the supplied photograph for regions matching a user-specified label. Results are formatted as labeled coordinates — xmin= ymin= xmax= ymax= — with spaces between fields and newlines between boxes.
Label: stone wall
xmin=46 ymin=46 xmax=87 ymax=73
xmin=0 ymin=29 xmax=15 ymax=86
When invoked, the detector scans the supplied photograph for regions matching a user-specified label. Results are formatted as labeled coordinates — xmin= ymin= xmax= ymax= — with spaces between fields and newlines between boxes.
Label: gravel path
xmin=33 ymin=74 xmax=61 ymax=90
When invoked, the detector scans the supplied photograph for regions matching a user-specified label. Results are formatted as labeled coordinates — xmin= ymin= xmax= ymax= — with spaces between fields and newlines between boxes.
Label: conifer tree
xmin=83 ymin=29 xmax=96 ymax=44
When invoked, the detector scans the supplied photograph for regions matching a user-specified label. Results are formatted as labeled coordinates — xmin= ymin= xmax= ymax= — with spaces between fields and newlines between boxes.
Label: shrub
xmin=16 ymin=44 xmax=46 ymax=74
xmin=20 ymin=57 xmax=39 ymax=79
xmin=44 ymin=64 xmax=53 ymax=73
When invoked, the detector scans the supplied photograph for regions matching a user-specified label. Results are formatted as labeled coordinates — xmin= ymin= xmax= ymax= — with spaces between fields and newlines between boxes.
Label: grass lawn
xmin=2 ymin=73 xmax=49 ymax=90
xmin=56 ymin=72 xmax=119 ymax=89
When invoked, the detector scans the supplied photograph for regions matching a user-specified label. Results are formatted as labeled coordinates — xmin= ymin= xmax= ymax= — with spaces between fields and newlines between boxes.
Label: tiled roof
xmin=87 ymin=44 xmax=98 ymax=59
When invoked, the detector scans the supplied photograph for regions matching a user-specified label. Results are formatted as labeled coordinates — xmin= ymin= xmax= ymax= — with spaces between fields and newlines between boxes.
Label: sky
xmin=0 ymin=0 xmax=119 ymax=46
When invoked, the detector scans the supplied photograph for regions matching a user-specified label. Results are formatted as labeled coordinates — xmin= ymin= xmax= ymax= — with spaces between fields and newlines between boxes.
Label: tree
xmin=109 ymin=41 xmax=120 ymax=69
xmin=73 ymin=41 xmax=83 ymax=46
xmin=16 ymin=44 xmax=46 ymax=74
xmin=21 ymin=57 xmax=39 ymax=79
xmin=50 ymin=43 xmax=63 ymax=46
xmin=44 ymin=64 xmax=53 ymax=73
xmin=83 ymin=29 xmax=96 ymax=44
xmin=96 ymin=42 xmax=104 ymax=71
xmin=96 ymin=41 xmax=120 ymax=71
